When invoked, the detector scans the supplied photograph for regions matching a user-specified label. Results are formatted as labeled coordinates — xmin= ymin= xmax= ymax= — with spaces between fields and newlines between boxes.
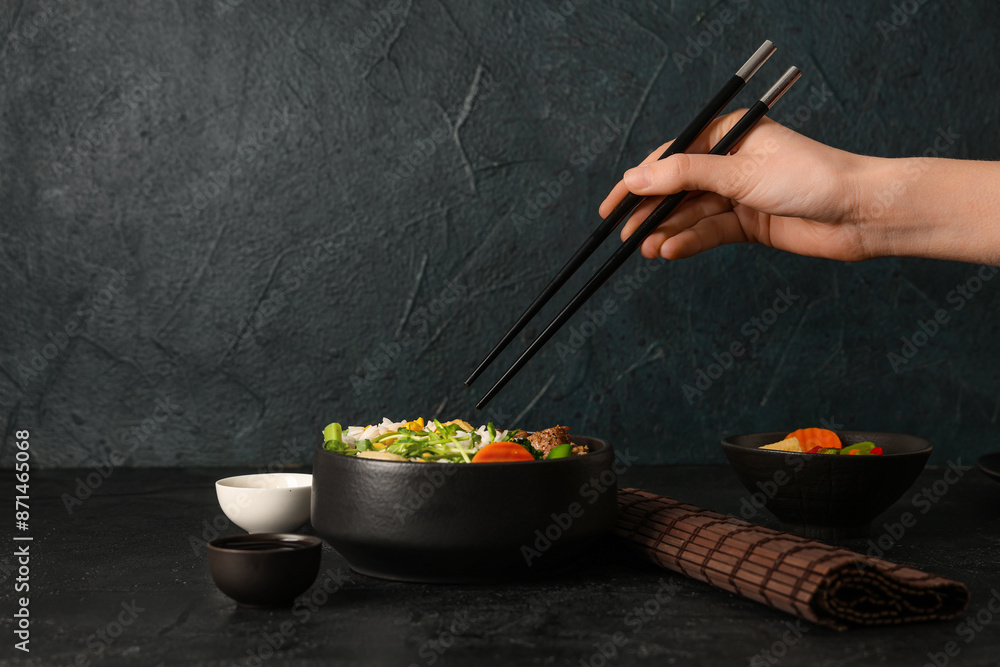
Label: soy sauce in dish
xmin=223 ymin=542 xmax=303 ymax=551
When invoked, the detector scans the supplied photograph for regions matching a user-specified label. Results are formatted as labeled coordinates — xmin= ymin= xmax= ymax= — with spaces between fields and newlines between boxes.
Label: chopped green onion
xmin=323 ymin=422 xmax=342 ymax=444
xmin=454 ymin=439 xmax=471 ymax=463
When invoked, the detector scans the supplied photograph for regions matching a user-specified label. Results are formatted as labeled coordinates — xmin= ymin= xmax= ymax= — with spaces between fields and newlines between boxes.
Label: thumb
xmin=623 ymin=153 xmax=757 ymax=202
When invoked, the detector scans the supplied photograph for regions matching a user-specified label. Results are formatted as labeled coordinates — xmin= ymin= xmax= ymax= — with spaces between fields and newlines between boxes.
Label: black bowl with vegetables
xmin=312 ymin=420 xmax=618 ymax=583
xmin=721 ymin=430 xmax=932 ymax=539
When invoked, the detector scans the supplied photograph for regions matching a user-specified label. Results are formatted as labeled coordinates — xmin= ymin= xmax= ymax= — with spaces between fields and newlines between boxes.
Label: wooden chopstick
xmin=464 ymin=40 xmax=777 ymax=388
xmin=475 ymin=66 xmax=802 ymax=410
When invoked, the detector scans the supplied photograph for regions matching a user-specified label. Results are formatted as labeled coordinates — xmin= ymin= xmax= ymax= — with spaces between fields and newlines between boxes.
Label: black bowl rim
xmin=721 ymin=430 xmax=932 ymax=458
xmin=976 ymin=452 xmax=1000 ymax=467
xmin=313 ymin=434 xmax=610 ymax=466
xmin=975 ymin=453 xmax=1000 ymax=476
xmin=208 ymin=533 xmax=322 ymax=554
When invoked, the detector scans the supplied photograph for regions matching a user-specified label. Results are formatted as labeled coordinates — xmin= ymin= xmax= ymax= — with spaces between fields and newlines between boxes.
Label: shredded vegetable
xmin=322 ymin=418 xmax=553 ymax=463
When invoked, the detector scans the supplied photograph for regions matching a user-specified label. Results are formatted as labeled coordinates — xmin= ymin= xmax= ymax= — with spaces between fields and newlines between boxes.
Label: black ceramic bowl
xmin=721 ymin=431 xmax=932 ymax=539
xmin=975 ymin=453 xmax=1000 ymax=483
xmin=312 ymin=435 xmax=617 ymax=582
xmin=208 ymin=533 xmax=322 ymax=607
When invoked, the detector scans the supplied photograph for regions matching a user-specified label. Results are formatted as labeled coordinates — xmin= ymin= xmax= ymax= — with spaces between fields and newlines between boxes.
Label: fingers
xmin=600 ymin=110 xmax=766 ymax=218
xmin=673 ymin=108 xmax=752 ymax=156
xmin=619 ymin=195 xmax=665 ymax=242
xmin=618 ymin=192 xmax=733 ymax=258
xmin=659 ymin=212 xmax=750 ymax=259
xmin=599 ymin=140 xmax=674 ymax=218
xmin=599 ymin=182 xmax=630 ymax=219
xmin=624 ymin=151 xmax=758 ymax=203
xmin=637 ymin=194 xmax=733 ymax=257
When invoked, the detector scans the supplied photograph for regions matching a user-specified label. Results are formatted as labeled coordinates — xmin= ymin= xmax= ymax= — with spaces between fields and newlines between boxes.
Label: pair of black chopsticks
xmin=467 ymin=40 xmax=801 ymax=409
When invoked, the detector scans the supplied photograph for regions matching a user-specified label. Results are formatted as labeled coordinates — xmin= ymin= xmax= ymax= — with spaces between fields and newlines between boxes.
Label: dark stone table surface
xmin=5 ymin=464 xmax=1000 ymax=667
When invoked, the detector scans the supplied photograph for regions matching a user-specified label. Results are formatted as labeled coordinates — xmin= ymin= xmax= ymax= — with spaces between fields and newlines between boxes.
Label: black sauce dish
xmin=208 ymin=533 xmax=322 ymax=608
xmin=311 ymin=435 xmax=618 ymax=582
xmin=721 ymin=431 xmax=932 ymax=539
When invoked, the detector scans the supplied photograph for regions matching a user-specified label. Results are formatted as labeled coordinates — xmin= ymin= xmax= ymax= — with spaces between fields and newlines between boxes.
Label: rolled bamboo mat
xmin=616 ymin=488 xmax=969 ymax=630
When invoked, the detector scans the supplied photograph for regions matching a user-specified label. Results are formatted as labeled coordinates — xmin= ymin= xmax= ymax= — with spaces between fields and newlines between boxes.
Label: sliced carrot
xmin=471 ymin=442 xmax=535 ymax=463
xmin=785 ymin=427 xmax=841 ymax=450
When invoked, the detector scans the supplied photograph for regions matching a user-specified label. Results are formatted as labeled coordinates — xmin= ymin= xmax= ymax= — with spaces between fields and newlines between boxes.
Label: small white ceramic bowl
xmin=215 ymin=473 xmax=312 ymax=534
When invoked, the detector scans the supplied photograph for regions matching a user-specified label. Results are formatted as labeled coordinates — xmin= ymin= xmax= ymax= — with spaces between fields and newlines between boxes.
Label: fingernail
xmin=624 ymin=167 xmax=649 ymax=191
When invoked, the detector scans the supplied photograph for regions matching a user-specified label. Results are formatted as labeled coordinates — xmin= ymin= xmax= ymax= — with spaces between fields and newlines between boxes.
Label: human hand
xmin=601 ymin=110 xmax=875 ymax=262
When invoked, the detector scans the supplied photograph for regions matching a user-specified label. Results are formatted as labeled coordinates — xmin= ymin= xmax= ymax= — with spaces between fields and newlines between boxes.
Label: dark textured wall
xmin=2 ymin=0 xmax=999 ymax=467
